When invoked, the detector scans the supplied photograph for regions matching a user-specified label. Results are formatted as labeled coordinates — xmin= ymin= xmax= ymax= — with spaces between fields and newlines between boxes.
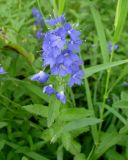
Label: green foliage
xmin=0 ymin=0 xmax=128 ymax=159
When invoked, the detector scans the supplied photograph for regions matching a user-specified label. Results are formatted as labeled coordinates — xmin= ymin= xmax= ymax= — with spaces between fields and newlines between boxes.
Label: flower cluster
xmin=32 ymin=8 xmax=44 ymax=27
xmin=31 ymin=9 xmax=84 ymax=104
xmin=32 ymin=8 xmax=44 ymax=40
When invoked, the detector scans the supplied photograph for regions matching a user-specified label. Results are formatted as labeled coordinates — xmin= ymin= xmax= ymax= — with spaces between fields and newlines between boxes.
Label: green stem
xmin=87 ymin=145 xmax=96 ymax=160
xmin=99 ymin=44 xmax=115 ymax=131
xmin=36 ymin=0 xmax=44 ymax=18
xmin=53 ymin=0 xmax=58 ymax=17
xmin=79 ymin=52 xmax=98 ymax=145
xmin=36 ymin=0 xmax=48 ymax=31
xmin=84 ymin=79 xmax=98 ymax=145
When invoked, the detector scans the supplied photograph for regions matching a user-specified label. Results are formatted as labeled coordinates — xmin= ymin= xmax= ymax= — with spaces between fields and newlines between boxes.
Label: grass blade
xmin=114 ymin=0 xmax=128 ymax=42
xmin=85 ymin=59 xmax=128 ymax=78
xmin=90 ymin=6 xmax=109 ymax=63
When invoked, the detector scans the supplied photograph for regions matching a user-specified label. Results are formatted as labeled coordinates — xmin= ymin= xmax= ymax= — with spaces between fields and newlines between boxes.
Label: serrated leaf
xmin=47 ymin=95 xmax=61 ymax=127
xmin=58 ymin=108 xmax=93 ymax=122
xmin=52 ymin=118 xmax=101 ymax=142
xmin=62 ymin=133 xmax=81 ymax=155
xmin=93 ymin=132 xmax=124 ymax=159
xmin=22 ymin=104 xmax=48 ymax=117
xmin=113 ymin=100 xmax=128 ymax=109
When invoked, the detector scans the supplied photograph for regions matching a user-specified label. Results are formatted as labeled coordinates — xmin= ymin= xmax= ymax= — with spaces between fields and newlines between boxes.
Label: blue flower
xmin=43 ymin=53 xmax=56 ymax=68
xmin=0 ymin=67 xmax=6 ymax=74
xmin=68 ymin=39 xmax=82 ymax=52
xmin=108 ymin=42 xmax=119 ymax=53
xmin=32 ymin=8 xmax=44 ymax=26
xmin=56 ymin=91 xmax=66 ymax=104
xmin=36 ymin=30 xmax=44 ymax=41
xmin=56 ymin=49 xmax=81 ymax=66
xmin=68 ymin=70 xmax=84 ymax=87
xmin=45 ymin=15 xmax=65 ymax=26
xmin=64 ymin=23 xmax=80 ymax=41
xmin=43 ymin=28 xmax=66 ymax=51
xmin=31 ymin=71 xmax=49 ymax=83
xmin=43 ymin=85 xmax=54 ymax=95
xmin=51 ymin=63 xmax=70 ymax=77
xmin=68 ymin=59 xmax=83 ymax=75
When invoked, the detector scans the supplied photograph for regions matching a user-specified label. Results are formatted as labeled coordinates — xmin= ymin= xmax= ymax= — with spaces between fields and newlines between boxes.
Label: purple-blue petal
xmin=32 ymin=8 xmax=44 ymax=26
xmin=68 ymin=70 xmax=84 ymax=87
xmin=0 ymin=67 xmax=6 ymax=74
xmin=36 ymin=30 xmax=44 ymax=41
xmin=43 ymin=85 xmax=54 ymax=95
xmin=45 ymin=15 xmax=65 ymax=26
xmin=56 ymin=91 xmax=66 ymax=104
xmin=31 ymin=71 xmax=49 ymax=83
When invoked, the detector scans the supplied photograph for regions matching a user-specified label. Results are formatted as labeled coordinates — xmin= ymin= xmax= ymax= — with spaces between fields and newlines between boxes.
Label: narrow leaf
xmin=85 ymin=59 xmax=128 ymax=78
xmin=114 ymin=0 xmax=128 ymax=42
xmin=90 ymin=6 xmax=109 ymax=63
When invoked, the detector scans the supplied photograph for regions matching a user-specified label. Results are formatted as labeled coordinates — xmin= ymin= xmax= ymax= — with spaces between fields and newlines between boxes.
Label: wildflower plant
xmin=31 ymin=10 xmax=84 ymax=104
xmin=1 ymin=0 xmax=128 ymax=160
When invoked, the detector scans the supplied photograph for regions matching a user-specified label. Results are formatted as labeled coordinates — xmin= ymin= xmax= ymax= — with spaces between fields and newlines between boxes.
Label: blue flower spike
xmin=43 ymin=85 xmax=54 ymax=95
xmin=31 ymin=71 xmax=49 ymax=83
xmin=32 ymin=12 xmax=85 ymax=104
xmin=56 ymin=91 xmax=66 ymax=104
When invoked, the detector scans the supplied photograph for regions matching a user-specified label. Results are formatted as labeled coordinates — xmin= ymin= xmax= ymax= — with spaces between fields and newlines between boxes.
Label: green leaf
xmin=58 ymin=108 xmax=93 ymax=122
xmin=24 ymin=151 xmax=49 ymax=160
xmin=0 ymin=122 xmax=8 ymax=128
xmin=113 ymin=100 xmax=128 ymax=109
xmin=93 ymin=132 xmax=124 ymax=159
xmin=105 ymin=148 xmax=125 ymax=160
xmin=85 ymin=59 xmax=128 ymax=78
xmin=104 ymin=104 xmax=126 ymax=124
xmin=119 ymin=123 xmax=128 ymax=134
xmin=47 ymin=95 xmax=61 ymax=127
xmin=5 ymin=43 xmax=35 ymax=64
xmin=57 ymin=145 xmax=63 ymax=160
xmin=58 ymin=0 xmax=65 ymax=15
xmin=21 ymin=157 xmax=29 ymax=160
xmin=0 ymin=140 xmax=5 ymax=151
xmin=74 ymin=153 xmax=86 ymax=160
xmin=6 ymin=141 xmax=49 ymax=160
xmin=90 ymin=6 xmax=109 ymax=63
xmin=62 ymin=133 xmax=81 ymax=155
xmin=51 ymin=118 xmax=101 ymax=142
xmin=22 ymin=104 xmax=48 ymax=117
xmin=114 ymin=0 xmax=128 ymax=42
xmin=22 ymin=81 xmax=49 ymax=102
